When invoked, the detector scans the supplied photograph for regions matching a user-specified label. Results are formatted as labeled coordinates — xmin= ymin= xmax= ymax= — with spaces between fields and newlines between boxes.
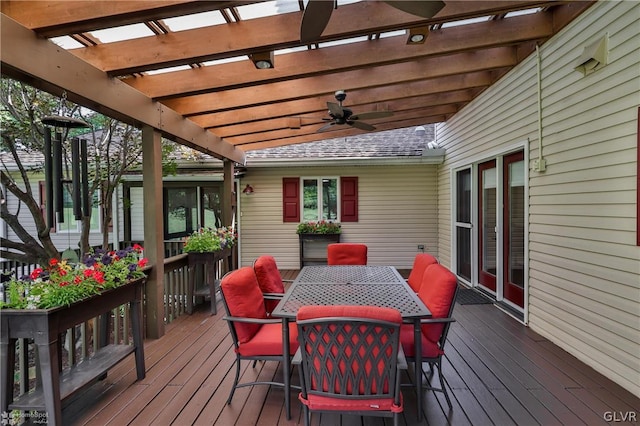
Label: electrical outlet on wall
xmin=417 ymin=244 xmax=425 ymax=251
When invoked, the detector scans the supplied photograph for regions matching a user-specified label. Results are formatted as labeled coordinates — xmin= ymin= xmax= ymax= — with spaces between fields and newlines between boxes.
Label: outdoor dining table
xmin=271 ymin=265 xmax=432 ymax=419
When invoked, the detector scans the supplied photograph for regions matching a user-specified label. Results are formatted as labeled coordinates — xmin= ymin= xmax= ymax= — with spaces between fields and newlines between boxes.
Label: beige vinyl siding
xmin=238 ymin=164 xmax=438 ymax=270
xmin=436 ymin=0 xmax=639 ymax=397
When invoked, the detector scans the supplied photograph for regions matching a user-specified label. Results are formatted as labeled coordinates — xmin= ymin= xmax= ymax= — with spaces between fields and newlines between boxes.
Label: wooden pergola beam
xmin=0 ymin=14 xmax=245 ymax=165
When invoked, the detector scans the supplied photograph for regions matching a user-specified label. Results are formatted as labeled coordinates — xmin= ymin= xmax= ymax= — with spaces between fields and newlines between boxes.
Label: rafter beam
xmin=0 ymin=14 xmax=245 ymax=164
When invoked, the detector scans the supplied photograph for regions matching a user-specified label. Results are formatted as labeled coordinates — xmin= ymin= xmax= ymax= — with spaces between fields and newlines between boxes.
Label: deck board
xmin=61 ymin=270 xmax=639 ymax=425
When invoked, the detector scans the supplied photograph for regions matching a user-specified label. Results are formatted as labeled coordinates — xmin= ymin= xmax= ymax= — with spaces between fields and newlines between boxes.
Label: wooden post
xmin=142 ymin=126 xmax=165 ymax=338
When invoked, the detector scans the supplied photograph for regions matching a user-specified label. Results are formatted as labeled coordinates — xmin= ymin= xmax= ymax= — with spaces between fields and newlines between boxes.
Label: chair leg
xmin=303 ymin=405 xmax=310 ymax=426
xmin=227 ymin=358 xmax=241 ymax=405
xmin=435 ymin=359 xmax=452 ymax=409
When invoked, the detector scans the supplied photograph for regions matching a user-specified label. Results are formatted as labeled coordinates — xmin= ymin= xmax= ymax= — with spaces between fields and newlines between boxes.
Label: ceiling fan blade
xmin=316 ymin=122 xmax=336 ymax=132
xmin=384 ymin=1 xmax=445 ymax=18
xmin=350 ymin=111 xmax=394 ymax=121
xmin=301 ymin=0 xmax=336 ymax=43
xmin=327 ymin=101 xmax=344 ymax=118
xmin=349 ymin=120 xmax=376 ymax=131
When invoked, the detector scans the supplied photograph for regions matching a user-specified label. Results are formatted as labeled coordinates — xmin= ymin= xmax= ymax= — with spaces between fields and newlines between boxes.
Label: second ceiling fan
xmin=300 ymin=0 xmax=446 ymax=43
xmin=317 ymin=90 xmax=393 ymax=132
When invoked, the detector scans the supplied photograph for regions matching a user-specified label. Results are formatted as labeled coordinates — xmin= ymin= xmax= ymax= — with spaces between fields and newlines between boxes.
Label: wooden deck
xmin=62 ymin=270 xmax=639 ymax=425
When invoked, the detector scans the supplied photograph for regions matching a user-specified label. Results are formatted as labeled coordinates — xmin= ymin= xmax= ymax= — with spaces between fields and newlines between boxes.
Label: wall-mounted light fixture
xmin=250 ymin=51 xmax=274 ymax=69
xmin=242 ymin=184 xmax=254 ymax=195
xmin=574 ymin=33 xmax=608 ymax=76
xmin=406 ymin=26 xmax=430 ymax=45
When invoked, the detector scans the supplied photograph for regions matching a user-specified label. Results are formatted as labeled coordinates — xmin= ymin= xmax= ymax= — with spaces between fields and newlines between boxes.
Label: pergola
xmin=0 ymin=0 xmax=594 ymax=337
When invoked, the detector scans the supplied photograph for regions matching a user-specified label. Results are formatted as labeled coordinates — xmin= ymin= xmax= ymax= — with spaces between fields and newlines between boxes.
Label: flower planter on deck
xmin=0 ymin=277 xmax=146 ymax=426
xmin=298 ymin=233 xmax=341 ymax=268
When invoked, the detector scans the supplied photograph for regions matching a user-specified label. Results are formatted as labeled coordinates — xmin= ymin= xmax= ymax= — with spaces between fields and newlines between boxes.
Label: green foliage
xmin=296 ymin=220 xmax=341 ymax=234
xmin=182 ymin=226 xmax=237 ymax=253
xmin=1 ymin=245 xmax=147 ymax=310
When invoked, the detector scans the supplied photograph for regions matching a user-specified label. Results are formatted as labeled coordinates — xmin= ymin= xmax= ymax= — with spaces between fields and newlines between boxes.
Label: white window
xmin=302 ymin=177 xmax=339 ymax=221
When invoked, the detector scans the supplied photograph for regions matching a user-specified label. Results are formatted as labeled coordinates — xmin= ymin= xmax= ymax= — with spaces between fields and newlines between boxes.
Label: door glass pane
xmin=455 ymin=169 xmax=471 ymax=281
xmin=509 ymin=160 xmax=525 ymax=287
xmin=482 ymin=167 xmax=497 ymax=276
xmin=322 ymin=178 xmax=338 ymax=220
xmin=456 ymin=227 xmax=471 ymax=281
xmin=456 ymin=169 xmax=471 ymax=223
xmin=302 ymin=179 xmax=318 ymax=221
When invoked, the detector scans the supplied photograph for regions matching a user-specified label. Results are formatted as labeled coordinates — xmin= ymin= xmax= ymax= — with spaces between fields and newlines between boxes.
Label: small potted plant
xmin=296 ymin=220 xmax=341 ymax=235
xmin=183 ymin=226 xmax=237 ymax=254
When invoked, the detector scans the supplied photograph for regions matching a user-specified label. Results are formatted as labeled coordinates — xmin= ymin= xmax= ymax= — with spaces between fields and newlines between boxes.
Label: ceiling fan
xmin=300 ymin=0 xmax=446 ymax=43
xmin=316 ymin=90 xmax=393 ymax=133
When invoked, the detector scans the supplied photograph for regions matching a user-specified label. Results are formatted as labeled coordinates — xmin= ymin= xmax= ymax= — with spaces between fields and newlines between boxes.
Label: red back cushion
xmin=407 ymin=253 xmax=438 ymax=292
xmin=297 ymin=305 xmax=401 ymax=324
xmin=254 ymin=256 xmax=285 ymax=293
xmin=221 ymin=267 xmax=267 ymax=343
xmin=254 ymin=255 xmax=285 ymax=313
xmin=327 ymin=243 xmax=368 ymax=265
xmin=418 ymin=264 xmax=457 ymax=343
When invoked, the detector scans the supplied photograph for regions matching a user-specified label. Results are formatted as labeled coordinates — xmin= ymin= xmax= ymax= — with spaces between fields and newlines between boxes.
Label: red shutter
xmin=340 ymin=176 xmax=358 ymax=222
xmin=282 ymin=177 xmax=300 ymax=222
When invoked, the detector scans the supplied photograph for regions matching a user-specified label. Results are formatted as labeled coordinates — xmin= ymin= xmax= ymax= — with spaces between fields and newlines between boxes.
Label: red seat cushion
xmin=418 ymin=264 xmax=457 ymax=343
xmin=254 ymin=255 xmax=285 ymax=313
xmin=406 ymin=253 xmax=438 ymax=292
xmin=221 ymin=267 xmax=267 ymax=344
xmin=327 ymin=243 xmax=368 ymax=265
xmin=237 ymin=321 xmax=299 ymax=356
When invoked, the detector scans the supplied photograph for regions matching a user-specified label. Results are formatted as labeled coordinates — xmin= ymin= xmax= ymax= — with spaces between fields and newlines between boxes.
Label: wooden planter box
xmin=187 ymin=248 xmax=232 ymax=315
xmin=0 ymin=277 xmax=146 ymax=426
xmin=298 ymin=233 xmax=341 ymax=268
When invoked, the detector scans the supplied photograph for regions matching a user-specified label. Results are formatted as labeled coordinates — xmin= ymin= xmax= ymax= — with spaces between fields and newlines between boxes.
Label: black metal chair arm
xmin=222 ymin=315 xmax=283 ymax=325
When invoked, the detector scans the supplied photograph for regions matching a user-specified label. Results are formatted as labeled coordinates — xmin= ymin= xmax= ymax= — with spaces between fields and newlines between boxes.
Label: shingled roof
xmin=245 ymin=124 xmax=436 ymax=159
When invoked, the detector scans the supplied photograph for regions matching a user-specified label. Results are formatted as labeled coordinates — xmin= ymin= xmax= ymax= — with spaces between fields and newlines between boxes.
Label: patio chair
xmin=400 ymin=263 xmax=459 ymax=411
xmin=253 ymin=255 xmax=288 ymax=315
xmin=294 ymin=305 xmax=406 ymax=426
xmin=219 ymin=267 xmax=299 ymax=417
xmin=327 ymin=243 xmax=368 ymax=265
xmin=406 ymin=253 xmax=439 ymax=292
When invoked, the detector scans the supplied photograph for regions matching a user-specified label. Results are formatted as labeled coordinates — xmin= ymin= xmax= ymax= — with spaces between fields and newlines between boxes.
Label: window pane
xmin=202 ymin=186 xmax=222 ymax=228
xmin=89 ymin=193 xmax=100 ymax=231
xmin=303 ymin=179 xmax=318 ymax=221
xmin=166 ymin=187 xmax=196 ymax=237
xmin=322 ymin=178 xmax=338 ymax=220
xmin=58 ymin=185 xmax=77 ymax=232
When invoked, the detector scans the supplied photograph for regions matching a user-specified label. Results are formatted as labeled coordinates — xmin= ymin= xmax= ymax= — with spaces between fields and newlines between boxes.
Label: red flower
xmin=138 ymin=258 xmax=148 ymax=268
xmin=30 ymin=268 xmax=43 ymax=280
xmin=94 ymin=271 xmax=105 ymax=283
xmin=83 ymin=269 xmax=95 ymax=278
xmin=59 ymin=281 xmax=70 ymax=287
xmin=74 ymin=276 xmax=82 ymax=284
xmin=49 ymin=258 xmax=59 ymax=267
xmin=133 ymin=244 xmax=143 ymax=252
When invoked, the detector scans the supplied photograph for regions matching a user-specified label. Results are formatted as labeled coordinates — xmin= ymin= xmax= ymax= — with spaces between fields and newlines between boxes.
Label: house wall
xmin=238 ymin=164 xmax=438 ymax=270
xmin=436 ymin=0 xmax=639 ymax=397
